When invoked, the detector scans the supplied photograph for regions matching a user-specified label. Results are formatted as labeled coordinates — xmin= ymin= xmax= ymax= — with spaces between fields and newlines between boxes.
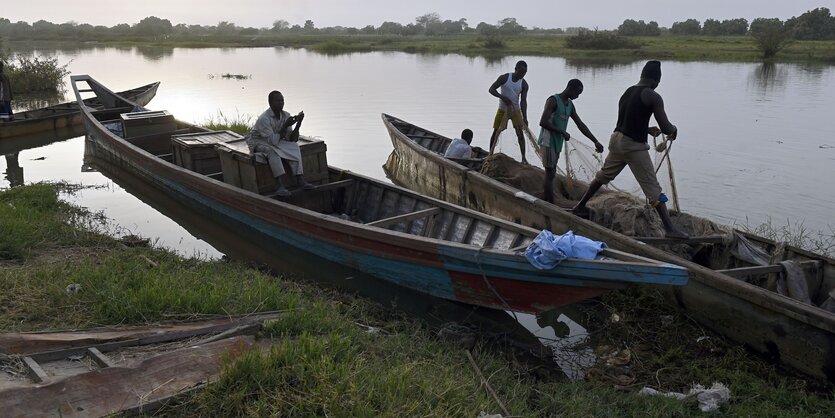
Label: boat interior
xmin=382 ymin=114 xmax=835 ymax=311
xmin=84 ymin=106 xmax=552 ymax=255
xmin=10 ymin=84 xmax=152 ymax=121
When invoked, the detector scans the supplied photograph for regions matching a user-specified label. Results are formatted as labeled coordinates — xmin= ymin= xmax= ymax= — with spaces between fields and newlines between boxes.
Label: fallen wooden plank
xmin=0 ymin=311 xmax=284 ymax=356
xmin=0 ymin=336 xmax=255 ymax=417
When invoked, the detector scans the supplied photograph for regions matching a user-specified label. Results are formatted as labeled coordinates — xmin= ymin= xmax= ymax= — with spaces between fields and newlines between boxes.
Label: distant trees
xmin=0 ymin=9 xmax=832 ymax=48
xmin=670 ymin=19 xmax=701 ymax=35
xmin=134 ymin=16 xmax=172 ymax=36
xmin=785 ymin=7 xmax=835 ymax=40
xmin=617 ymin=19 xmax=660 ymax=36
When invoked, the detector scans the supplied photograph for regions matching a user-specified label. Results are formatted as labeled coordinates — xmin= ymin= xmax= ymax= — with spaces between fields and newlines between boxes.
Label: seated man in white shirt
xmin=443 ymin=129 xmax=474 ymax=159
xmin=245 ymin=90 xmax=315 ymax=197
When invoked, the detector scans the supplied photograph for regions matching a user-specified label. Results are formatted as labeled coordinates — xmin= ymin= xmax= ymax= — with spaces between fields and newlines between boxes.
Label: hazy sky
xmin=3 ymin=1 xmax=828 ymax=30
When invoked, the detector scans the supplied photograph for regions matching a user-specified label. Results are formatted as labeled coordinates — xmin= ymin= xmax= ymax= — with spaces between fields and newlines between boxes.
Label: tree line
xmin=0 ymin=8 xmax=832 ymax=41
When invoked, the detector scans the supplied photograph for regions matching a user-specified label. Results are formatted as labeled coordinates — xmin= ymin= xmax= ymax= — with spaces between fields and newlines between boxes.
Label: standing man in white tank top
xmin=488 ymin=60 xmax=529 ymax=164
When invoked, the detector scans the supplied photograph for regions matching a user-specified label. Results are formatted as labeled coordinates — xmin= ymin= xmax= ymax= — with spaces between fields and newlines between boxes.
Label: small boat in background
xmin=71 ymin=74 xmax=687 ymax=316
xmin=0 ymin=81 xmax=159 ymax=140
xmin=381 ymin=113 xmax=835 ymax=383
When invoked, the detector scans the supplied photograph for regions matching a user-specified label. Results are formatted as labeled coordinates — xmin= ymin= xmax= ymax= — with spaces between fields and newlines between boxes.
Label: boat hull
xmin=0 ymin=82 xmax=159 ymax=139
xmin=382 ymin=114 xmax=835 ymax=383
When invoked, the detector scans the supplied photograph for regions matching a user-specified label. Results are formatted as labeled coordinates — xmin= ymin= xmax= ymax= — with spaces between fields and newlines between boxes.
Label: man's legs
xmin=286 ymin=159 xmax=314 ymax=190
xmin=625 ymin=145 xmax=688 ymax=239
xmin=488 ymin=128 xmax=501 ymax=155
xmin=514 ymin=126 xmax=527 ymax=164
xmin=489 ymin=109 xmax=507 ymax=155
xmin=254 ymin=144 xmax=291 ymax=196
xmin=572 ymin=134 xmax=627 ymax=217
xmin=544 ymin=168 xmax=556 ymax=203
xmin=542 ymin=146 xmax=558 ymax=203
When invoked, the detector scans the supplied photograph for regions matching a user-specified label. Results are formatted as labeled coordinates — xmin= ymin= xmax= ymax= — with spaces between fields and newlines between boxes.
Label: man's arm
xmin=539 ymin=97 xmax=563 ymax=134
xmin=252 ymin=113 xmax=281 ymax=144
xmin=288 ymin=111 xmax=304 ymax=142
xmin=488 ymin=74 xmax=511 ymax=107
xmin=521 ymin=80 xmax=528 ymax=124
xmin=570 ymin=107 xmax=603 ymax=152
xmin=643 ymin=89 xmax=677 ymax=139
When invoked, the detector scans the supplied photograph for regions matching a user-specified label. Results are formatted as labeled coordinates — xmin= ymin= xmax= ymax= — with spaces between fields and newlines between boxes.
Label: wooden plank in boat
xmin=634 ymin=235 xmax=727 ymax=245
xmin=367 ymin=207 xmax=441 ymax=228
xmin=718 ymin=260 xmax=821 ymax=278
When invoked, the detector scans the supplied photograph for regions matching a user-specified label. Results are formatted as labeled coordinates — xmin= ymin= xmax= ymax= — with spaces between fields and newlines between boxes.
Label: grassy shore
xmin=1 ymin=183 xmax=834 ymax=416
xmin=11 ymin=34 xmax=835 ymax=63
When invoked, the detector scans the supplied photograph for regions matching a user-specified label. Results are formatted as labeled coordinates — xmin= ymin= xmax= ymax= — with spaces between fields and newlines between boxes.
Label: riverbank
xmin=1 ymin=183 xmax=833 ymax=416
xmin=9 ymin=34 xmax=835 ymax=63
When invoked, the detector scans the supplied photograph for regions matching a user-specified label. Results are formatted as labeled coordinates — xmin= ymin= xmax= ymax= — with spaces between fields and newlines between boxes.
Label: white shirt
xmin=444 ymin=138 xmax=472 ymax=159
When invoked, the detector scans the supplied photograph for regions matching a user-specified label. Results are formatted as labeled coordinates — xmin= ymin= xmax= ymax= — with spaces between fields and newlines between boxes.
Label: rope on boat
xmin=473 ymin=247 xmax=518 ymax=323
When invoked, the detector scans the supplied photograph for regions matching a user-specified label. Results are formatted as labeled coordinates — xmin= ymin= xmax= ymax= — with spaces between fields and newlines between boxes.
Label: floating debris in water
xmin=207 ymin=73 xmax=252 ymax=80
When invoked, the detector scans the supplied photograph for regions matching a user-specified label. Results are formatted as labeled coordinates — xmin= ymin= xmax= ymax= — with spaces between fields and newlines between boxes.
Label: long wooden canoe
xmin=381 ymin=113 xmax=835 ymax=383
xmin=72 ymin=75 xmax=687 ymax=317
xmin=0 ymin=81 xmax=159 ymax=139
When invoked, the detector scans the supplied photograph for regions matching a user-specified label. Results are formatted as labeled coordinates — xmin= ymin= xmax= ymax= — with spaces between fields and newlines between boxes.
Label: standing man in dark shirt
xmin=572 ymin=61 xmax=687 ymax=239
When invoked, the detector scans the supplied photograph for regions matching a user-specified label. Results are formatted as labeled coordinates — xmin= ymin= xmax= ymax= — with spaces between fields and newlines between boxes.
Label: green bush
xmin=566 ymin=30 xmax=640 ymax=50
xmin=482 ymin=35 xmax=506 ymax=49
xmin=2 ymin=54 xmax=70 ymax=94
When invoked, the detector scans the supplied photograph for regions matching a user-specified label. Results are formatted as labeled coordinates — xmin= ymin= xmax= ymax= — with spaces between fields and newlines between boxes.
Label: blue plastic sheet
xmin=524 ymin=230 xmax=607 ymax=270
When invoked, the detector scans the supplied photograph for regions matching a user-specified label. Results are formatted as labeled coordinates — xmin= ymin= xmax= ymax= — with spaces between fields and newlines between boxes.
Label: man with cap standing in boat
xmin=571 ymin=60 xmax=688 ymax=239
xmin=245 ymin=90 xmax=314 ymax=197
xmin=488 ymin=60 xmax=530 ymax=164
xmin=0 ymin=61 xmax=13 ymax=121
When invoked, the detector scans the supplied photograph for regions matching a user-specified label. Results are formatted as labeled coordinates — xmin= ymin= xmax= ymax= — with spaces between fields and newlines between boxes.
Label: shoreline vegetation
xmin=3 ymin=7 xmax=835 ymax=63
xmin=7 ymin=34 xmax=835 ymax=63
xmin=2 ymin=181 xmax=834 ymax=415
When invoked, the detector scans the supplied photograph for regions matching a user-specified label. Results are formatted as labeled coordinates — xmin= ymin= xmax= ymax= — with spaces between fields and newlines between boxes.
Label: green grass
xmin=1 ymin=183 xmax=834 ymax=416
xmin=203 ymin=110 xmax=254 ymax=136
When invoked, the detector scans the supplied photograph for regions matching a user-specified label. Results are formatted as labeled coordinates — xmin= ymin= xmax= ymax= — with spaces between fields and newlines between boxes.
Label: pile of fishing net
xmin=479 ymin=153 xmax=729 ymax=240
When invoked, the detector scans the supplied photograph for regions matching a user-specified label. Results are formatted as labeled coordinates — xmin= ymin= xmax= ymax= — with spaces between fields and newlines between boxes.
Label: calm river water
xmin=2 ymin=46 xmax=833 ymax=374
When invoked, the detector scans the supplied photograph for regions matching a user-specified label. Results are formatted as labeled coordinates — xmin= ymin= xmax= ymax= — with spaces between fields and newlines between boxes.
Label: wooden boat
xmin=0 ymin=81 xmax=159 ymax=139
xmin=0 ymin=313 xmax=278 ymax=415
xmin=71 ymin=75 xmax=687 ymax=317
xmin=381 ymin=113 xmax=835 ymax=383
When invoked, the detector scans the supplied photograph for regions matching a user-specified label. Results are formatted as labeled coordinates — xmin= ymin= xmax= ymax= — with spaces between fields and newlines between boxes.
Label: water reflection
xmin=749 ymin=62 xmax=788 ymax=92
xmin=13 ymin=90 xmax=66 ymax=113
xmin=3 ymin=153 xmax=23 ymax=187
xmin=564 ymin=58 xmax=634 ymax=71
xmin=134 ymin=46 xmax=174 ymax=61
xmin=0 ymin=125 xmax=86 ymax=155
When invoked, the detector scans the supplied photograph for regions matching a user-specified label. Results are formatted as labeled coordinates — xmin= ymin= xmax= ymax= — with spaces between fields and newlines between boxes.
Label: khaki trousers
xmin=594 ymin=132 xmax=662 ymax=202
